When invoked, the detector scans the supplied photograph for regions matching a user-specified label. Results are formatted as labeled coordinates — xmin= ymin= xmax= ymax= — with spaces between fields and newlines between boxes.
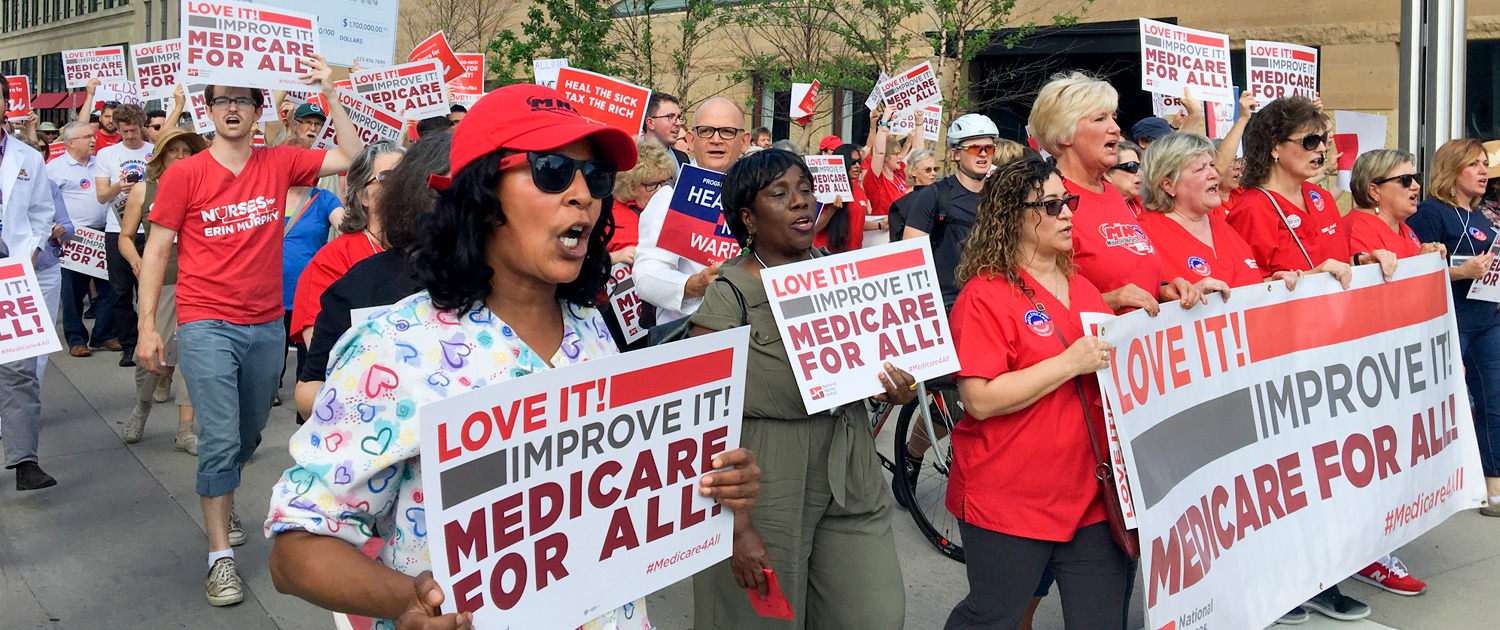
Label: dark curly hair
xmin=956 ymin=157 xmax=1071 ymax=287
xmin=410 ymin=150 xmax=615 ymax=314
xmin=1240 ymin=95 xmax=1328 ymax=190
xmin=818 ymin=143 xmax=864 ymax=252
xmin=722 ymin=149 xmax=813 ymax=247
xmin=377 ymin=133 xmax=450 ymax=252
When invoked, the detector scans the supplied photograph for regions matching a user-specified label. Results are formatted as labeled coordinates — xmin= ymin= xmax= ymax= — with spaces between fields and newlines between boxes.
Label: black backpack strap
xmin=932 ymin=176 xmax=954 ymax=245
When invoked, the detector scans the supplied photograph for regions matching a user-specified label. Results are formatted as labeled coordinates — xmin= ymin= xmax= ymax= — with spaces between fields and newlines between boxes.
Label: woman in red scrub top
xmin=1027 ymin=71 xmax=1208 ymax=315
xmin=1344 ymin=149 xmax=1445 ymax=261
xmin=1136 ymin=132 xmax=1302 ymax=290
xmin=943 ymin=157 xmax=1131 ymax=629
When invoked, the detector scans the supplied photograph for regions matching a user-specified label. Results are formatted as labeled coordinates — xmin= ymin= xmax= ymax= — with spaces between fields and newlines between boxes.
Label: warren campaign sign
xmin=657 ymin=165 xmax=740 ymax=267
xmin=408 ymin=30 xmax=465 ymax=83
xmin=421 ymin=329 xmax=748 ymax=630
xmin=1088 ymin=255 xmax=1484 ymax=630
xmin=184 ymin=0 xmax=321 ymax=92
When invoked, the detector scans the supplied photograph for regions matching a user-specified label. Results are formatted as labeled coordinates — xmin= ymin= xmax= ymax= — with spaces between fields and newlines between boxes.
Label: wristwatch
xmin=1352 ymin=251 xmax=1370 ymax=265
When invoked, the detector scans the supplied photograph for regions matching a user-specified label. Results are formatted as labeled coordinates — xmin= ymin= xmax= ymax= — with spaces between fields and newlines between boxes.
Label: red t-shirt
xmin=861 ymin=157 xmax=906 ymax=219
xmin=1138 ymin=211 xmax=1264 ymax=289
xmin=610 ymin=199 xmax=643 ymax=252
xmin=290 ymin=232 xmax=384 ymax=337
xmin=151 ymin=146 xmax=324 ymax=325
xmin=1343 ymin=210 xmax=1422 ymax=259
xmin=1065 ymin=178 xmax=1163 ymax=301
xmin=1212 ymin=187 xmax=1245 ymax=221
xmin=814 ymin=186 xmax=868 ymax=252
xmin=1125 ymin=196 xmax=1145 ymax=219
xmin=94 ymin=130 xmax=120 ymax=153
xmin=1225 ymin=182 xmax=1349 ymax=273
xmin=946 ymin=270 xmax=1109 ymax=541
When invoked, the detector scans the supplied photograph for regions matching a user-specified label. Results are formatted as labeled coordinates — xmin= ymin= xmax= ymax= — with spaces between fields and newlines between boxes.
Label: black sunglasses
xmin=1282 ymin=133 xmax=1329 ymax=151
xmin=1111 ymin=161 xmax=1141 ymax=174
xmin=498 ymin=152 xmax=617 ymax=199
xmin=1024 ymin=194 xmax=1080 ymax=217
xmin=1373 ymin=173 xmax=1422 ymax=188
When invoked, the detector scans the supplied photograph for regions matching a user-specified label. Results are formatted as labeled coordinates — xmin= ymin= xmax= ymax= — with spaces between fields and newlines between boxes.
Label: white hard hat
xmin=946 ymin=113 xmax=998 ymax=147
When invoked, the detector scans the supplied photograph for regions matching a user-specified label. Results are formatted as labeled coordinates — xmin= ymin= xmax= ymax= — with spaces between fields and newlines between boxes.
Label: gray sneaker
xmin=123 ymin=401 xmax=149 ymax=443
xmin=205 ymin=557 xmax=244 ymax=606
xmin=227 ymin=511 xmax=246 ymax=547
xmin=1303 ymin=587 xmax=1370 ymax=621
xmin=175 ymin=432 xmax=199 ymax=456
xmin=153 ymin=374 xmax=173 ymax=403
xmin=1276 ymin=607 xmax=1308 ymax=625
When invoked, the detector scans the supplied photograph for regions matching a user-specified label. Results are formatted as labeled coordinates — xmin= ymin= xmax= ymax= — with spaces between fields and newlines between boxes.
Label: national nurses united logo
xmin=1187 ymin=256 xmax=1212 ymax=276
xmin=1470 ymin=226 xmax=1489 ymax=242
xmin=1024 ymin=309 xmax=1053 ymax=337
xmin=1309 ymin=190 xmax=1326 ymax=212
xmin=1098 ymin=223 xmax=1155 ymax=255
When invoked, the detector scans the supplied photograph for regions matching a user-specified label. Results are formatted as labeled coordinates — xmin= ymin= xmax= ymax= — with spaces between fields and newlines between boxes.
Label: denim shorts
xmin=177 ymin=318 xmax=286 ymax=497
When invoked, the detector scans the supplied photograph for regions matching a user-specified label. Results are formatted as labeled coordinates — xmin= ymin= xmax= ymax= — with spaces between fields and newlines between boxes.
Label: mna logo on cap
xmin=527 ymin=96 xmax=578 ymax=117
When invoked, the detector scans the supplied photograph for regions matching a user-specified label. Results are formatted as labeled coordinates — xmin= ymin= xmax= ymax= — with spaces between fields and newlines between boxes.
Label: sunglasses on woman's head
xmin=1373 ymin=173 xmax=1422 ymax=188
xmin=1024 ymin=194 xmax=1080 ymax=217
xmin=498 ymin=152 xmax=617 ymax=199
xmin=1282 ymin=133 xmax=1329 ymax=151
xmin=1111 ymin=161 xmax=1141 ymax=174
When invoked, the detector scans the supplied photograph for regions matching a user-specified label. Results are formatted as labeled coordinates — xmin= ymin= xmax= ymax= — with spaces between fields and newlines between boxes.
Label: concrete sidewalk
xmin=2 ymin=346 xmax=1499 ymax=629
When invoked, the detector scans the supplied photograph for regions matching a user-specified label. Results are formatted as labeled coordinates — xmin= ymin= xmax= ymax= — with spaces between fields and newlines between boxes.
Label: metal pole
xmin=1398 ymin=0 xmax=1424 ymax=157
xmin=1453 ymin=0 xmax=1468 ymax=139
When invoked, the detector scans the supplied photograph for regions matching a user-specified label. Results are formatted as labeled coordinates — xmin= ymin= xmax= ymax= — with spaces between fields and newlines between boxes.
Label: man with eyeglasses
xmin=643 ymin=92 xmax=689 ymax=174
xmin=50 ymin=121 xmax=118 ymax=358
xmin=133 ymin=53 xmax=361 ymax=608
xmin=634 ymin=96 xmax=749 ymax=324
xmin=94 ymin=104 xmax=154 ymax=367
xmin=903 ymin=113 xmax=1000 ymax=308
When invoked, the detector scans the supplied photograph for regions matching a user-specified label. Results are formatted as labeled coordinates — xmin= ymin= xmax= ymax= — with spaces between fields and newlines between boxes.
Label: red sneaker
xmin=1354 ymin=555 xmax=1427 ymax=596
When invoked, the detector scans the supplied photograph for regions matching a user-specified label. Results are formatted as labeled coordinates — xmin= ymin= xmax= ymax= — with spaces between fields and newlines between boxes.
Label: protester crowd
xmin=2 ymin=39 xmax=1497 ymax=630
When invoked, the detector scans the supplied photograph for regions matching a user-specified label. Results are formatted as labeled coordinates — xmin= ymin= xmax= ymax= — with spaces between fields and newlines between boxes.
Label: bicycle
xmin=869 ymin=380 xmax=964 ymax=563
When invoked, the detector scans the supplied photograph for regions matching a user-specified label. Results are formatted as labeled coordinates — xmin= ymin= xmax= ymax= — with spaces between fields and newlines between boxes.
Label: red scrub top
xmin=1343 ymin=210 xmax=1422 ymax=259
xmin=814 ymin=185 xmax=869 ymax=252
xmin=1138 ymin=211 xmax=1265 ymax=289
xmin=1226 ymin=182 xmax=1349 ymax=273
xmin=1065 ymin=178 xmax=1163 ymax=301
xmin=946 ymin=270 xmax=1110 ymax=541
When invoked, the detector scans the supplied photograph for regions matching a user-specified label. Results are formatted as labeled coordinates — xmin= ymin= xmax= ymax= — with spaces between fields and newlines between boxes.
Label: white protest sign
xmin=1246 ymin=40 xmax=1318 ymax=104
xmin=761 ymin=238 xmax=959 ymax=414
xmin=790 ymin=81 xmax=819 ymax=124
xmin=337 ymin=89 xmax=407 ymax=145
xmin=62 ymin=46 xmax=127 ymax=89
xmin=606 ymin=263 xmax=648 ymax=345
xmin=421 ymin=329 xmax=748 ymax=630
xmin=533 ymin=58 xmax=570 ymax=89
xmin=1333 ymin=110 xmax=1389 ymax=191
xmin=60 ymin=227 xmax=110 ymax=280
xmin=243 ymin=0 xmax=398 ymax=68
xmin=309 ymin=117 xmax=340 ymax=150
xmin=95 ymin=81 xmax=143 ymax=107
xmin=1152 ymin=92 xmax=1185 ymax=118
xmin=183 ymin=0 xmax=320 ymax=92
xmin=0 ymin=258 xmax=65 ymax=363
xmin=889 ymin=104 xmax=941 ymax=142
xmin=349 ymin=59 xmax=449 ymax=119
xmin=804 ymin=155 xmax=852 ymax=205
xmin=1091 ymin=256 xmax=1483 ymax=630
xmin=185 ymin=84 xmax=216 ymax=134
xmin=131 ymin=39 xmax=182 ymax=101
xmin=1139 ymin=19 xmax=1234 ymax=104
xmin=877 ymin=61 xmax=941 ymax=117
xmin=448 ymin=53 xmax=487 ymax=110
xmin=1467 ymin=240 xmax=1500 ymax=302
xmin=865 ymin=71 xmax=888 ymax=110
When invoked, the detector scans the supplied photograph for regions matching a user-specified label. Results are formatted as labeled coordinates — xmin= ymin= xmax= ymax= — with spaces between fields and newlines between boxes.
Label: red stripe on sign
xmin=854 ymin=248 xmax=925 ymax=278
xmin=610 ymin=348 xmax=735 ymax=408
xmin=1292 ymin=49 xmax=1316 ymax=63
xmin=0 ymin=263 xmax=23 ymax=281
xmin=398 ymin=62 xmax=436 ymax=77
xmin=1244 ymin=271 xmax=1447 ymax=362
xmin=259 ymin=11 xmax=312 ymax=29
xmin=1184 ymin=32 xmax=1221 ymax=47
xmin=94 ymin=49 xmax=116 ymax=56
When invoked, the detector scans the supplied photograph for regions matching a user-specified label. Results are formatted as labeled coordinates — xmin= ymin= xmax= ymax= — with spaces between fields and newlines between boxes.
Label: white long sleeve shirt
xmin=631 ymin=183 xmax=708 ymax=324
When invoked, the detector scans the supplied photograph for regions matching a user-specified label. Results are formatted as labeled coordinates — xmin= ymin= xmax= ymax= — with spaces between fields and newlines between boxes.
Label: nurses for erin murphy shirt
xmin=150 ymin=146 xmax=324 ymax=326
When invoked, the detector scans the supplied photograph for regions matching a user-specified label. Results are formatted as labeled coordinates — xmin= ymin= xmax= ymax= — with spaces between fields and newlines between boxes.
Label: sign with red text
xmin=1139 ymin=18 xmax=1234 ymax=104
xmin=790 ymin=81 xmax=818 ymax=125
xmin=449 ymin=53 xmax=486 ymax=109
xmin=1246 ymin=40 xmax=1318 ymax=103
xmin=408 ymin=31 xmax=464 ymax=83
xmin=420 ymin=328 xmax=748 ymax=630
xmin=889 ymin=104 xmax=941 ymax=142
xmin=310 ymin=117 xmax=340 ymax=150
xmin=1089 ymin=255 xmax=1483 ymax=630
xmin=185 ymin=84 xmax=215 ymax=134
xmin=0 ymin=258 xmax=64 ymax=362
xmin=47 ymin=142 xmax=65 ymax=162
xmin=184 ymin=0 xmax=320 ymax=92
xmin=1466 ymin=239 xmax=1500 ymax=303
xmin=336 ymin=89 xmax=405 ymax=145
xmin=877 ymin=61 xmax=941 ymax=118
xmin=865 ymin=71 xmax=888 ymax=110
xmin=761 ymin=238 xmax=958 ymax=414
xmin=62 ymin=46 xmax=127 ymax=89
xmin=607 ymin=263 xmax=648 ymax=345
xmin=555 ymin=68 xmax=651 ymax=135
xmin=804 ymin=155 xmax=852 ymax=205
xmin=657 ymin=165 xmax=740 ymax=266
xmin=131 ymin=39 xmax=182 ymax=101
xmin=59 ymin=227 xmax=110 ymax=280
xmin=350 ymin=59 xmax=449 ymax=119
xmin=5 ymin=75 xmax=30 ymax=121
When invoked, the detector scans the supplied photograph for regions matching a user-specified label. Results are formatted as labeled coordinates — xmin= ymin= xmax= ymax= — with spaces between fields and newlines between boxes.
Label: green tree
xmin=488 ymin=0 xmax=623 ymax=85
xmin=927 ymin=0 xmax=1093 ymax=121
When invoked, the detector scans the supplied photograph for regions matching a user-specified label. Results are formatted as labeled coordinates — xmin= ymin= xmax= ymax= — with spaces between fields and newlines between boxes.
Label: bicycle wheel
xmin=894 ymin=394 xmax=964 ymax=563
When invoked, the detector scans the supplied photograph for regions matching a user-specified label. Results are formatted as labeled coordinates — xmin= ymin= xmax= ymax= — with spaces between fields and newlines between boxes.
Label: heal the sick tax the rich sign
xmin=420 ymin=329 xmax=748 ymax=630
xmin=761 ymin=238 xmax=958 ymax=414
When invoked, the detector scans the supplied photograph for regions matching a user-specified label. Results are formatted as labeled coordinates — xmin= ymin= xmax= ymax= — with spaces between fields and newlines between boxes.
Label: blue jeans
xmin=60 ymin=268 xmax=116 ymax=347
xmin=178 ymin=319 xmax=285 ymax=497
xmin=1459 ymin=324 xmax=1500 ymax=477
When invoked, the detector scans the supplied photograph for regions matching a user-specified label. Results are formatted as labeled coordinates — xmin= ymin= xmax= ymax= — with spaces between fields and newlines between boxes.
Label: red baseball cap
xmin=818 ymin=135 xmax=843 ymax=152
xmin=447 ymin=84 xmax=638 ymax=183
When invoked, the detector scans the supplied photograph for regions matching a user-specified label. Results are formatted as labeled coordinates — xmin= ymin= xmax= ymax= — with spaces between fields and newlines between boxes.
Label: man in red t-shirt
xmin=80 ymin=79 xmax=122 ymax=153
xmin=134 ymin=54 xmax=360 ymax=608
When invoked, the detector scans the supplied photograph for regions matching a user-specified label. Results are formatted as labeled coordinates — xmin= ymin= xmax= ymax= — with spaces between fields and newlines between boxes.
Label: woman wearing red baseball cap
xmin=266 ymin=84 xmax=762 ymax=629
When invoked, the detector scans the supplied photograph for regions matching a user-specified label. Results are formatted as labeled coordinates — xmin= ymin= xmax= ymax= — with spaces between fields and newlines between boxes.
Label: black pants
xmin=281 ymin=310 xmax=307 ymax=422
xmin=945 ymin=521 xmax=1132 ymax=630
xmin=104 ymin=232 xmax=140 ymax=350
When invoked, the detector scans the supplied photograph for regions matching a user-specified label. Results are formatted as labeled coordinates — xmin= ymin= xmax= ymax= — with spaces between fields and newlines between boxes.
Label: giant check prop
xmin=1087 ymin=255 xmax=1484 ymax=630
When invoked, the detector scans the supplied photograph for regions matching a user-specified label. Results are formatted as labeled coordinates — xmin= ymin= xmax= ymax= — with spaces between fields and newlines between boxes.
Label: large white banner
xmin=421 ymin=329 xmax=748 ymax=630
xmin=1088 ymin=255 xmax=1484 ymax=630
xmin=0 ymin=258 xmax=64 ymax=363
xmin=244 ymin=0 xmax=398 ymax=68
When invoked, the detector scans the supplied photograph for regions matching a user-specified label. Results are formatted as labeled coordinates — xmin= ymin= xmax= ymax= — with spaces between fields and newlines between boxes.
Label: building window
xmin=19 ymin=56 xmax=37 ymax=90
xmin=143 ymin=0 xmax=148 ymax=38
xmin=41 ymin=52 xmax=64 ymax=93
xmin=1 ymin=60 xmax=16 ymax=77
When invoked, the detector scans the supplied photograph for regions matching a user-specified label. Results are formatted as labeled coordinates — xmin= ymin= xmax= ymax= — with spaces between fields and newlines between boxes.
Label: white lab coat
xmin=0 ymin=137 xmax=55 ymax=262
xmin=632 ymin=183 xmax=709 ymax=324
